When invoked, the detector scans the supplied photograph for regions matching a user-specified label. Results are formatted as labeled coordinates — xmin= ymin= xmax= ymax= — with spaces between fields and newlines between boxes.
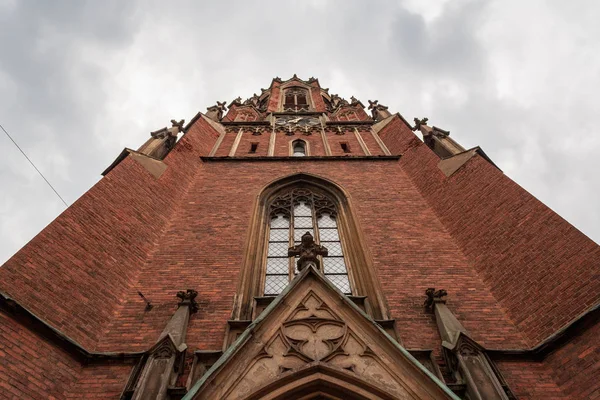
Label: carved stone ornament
xmin=243 ymin=93 xmax=260 ymax=107
xmin=138 ymin=118 xmax=185 ymax=160
xmin=288 ymin=232 xmax=328 ymax=271
xmin=413 ymin=117 xmax=429 ymax=131
xmin=177 ymin=289 xmax=199 ymax=313
xmin=426 ymin=289 xmax=512 ymax=400
xmin=186 ymin=267 xmax=457 ymax=400
xmin=206 ymin=101 xmax=227 ymax=121
xmin=368 ymin=100 xmax=390 ymax=121
xmin=424 ymin=287 xmax=447 ymax=310
xmin=329 ymin=93 xmax=349 ymax=109
xmin=275 ymin=115 xmax=321 ymax=130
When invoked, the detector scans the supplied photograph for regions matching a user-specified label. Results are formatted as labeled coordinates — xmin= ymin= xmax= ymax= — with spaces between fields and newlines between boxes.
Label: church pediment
xmin=184 ymin=267 xmax=457 ymax=400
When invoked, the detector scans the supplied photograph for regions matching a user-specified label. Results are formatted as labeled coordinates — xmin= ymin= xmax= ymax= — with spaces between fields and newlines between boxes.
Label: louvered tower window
xmin=283 ymin=88 xmax=309 ymax=111
xmin=264 ymin=189 xmax=351 ymax=296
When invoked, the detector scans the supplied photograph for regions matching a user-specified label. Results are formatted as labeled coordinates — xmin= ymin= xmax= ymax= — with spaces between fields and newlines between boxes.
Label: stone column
xmin=132 ymin=289 xmax=199 ymax=400
xmin=424 ymin=288 xmax=509 ymax=400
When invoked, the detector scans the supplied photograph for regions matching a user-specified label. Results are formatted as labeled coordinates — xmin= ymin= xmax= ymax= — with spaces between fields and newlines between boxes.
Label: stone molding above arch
xmin=184 ymin=266 xmax=458 ymax=400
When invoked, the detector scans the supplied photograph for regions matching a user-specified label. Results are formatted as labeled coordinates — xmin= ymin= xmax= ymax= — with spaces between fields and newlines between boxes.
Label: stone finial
xmin=244 ymin=93 xmax=260 ymax=107
xmin=206 ymin=101 xmax=227 ymax=121
xmin=330 ymin=93 xmax=348 ymax=109
xmin=170 ymin=119 xmax=185 ymax=131
xmin=139 ymin=118 xmax=184 ymax=159
xmin=288 ymin=232 xmax=328 ymax=271
xmin=177 ymin=289 xmax=199 ymax=313
xmin=413 ymin=117 xmax=429 ymax=131
xmin=368 ymin=100 xmax=390 ymax=120
xmin=424 ymin=287 xmax=447 ymax=310
xmin=350 ymin=96 xmax=359 ymax=104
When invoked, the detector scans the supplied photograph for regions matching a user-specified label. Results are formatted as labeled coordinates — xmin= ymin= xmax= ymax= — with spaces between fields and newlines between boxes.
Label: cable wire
xmin=1 ymin=123 xmax=69 ymax=207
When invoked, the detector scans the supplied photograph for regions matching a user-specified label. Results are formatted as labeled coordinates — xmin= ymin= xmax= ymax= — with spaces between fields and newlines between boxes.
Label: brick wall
xmin=0 ymin=312 xmax=80 ymax=400
xmin=2 ymin=109 xmax=597 ymax=398
xmin=543 ymin=319 xmax=600 ymax=398
xmin=379 ymin=115 xmax=600 ymax=347
xmin=496 ymin=359 xmax=566 ymax=399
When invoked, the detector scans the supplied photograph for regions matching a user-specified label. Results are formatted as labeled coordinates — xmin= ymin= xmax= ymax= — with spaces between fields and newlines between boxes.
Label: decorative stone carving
xmin=186 ymin=267 xmax=455 ymax=399
xmin=413 ymin=117 xmax=466 ymax=158
xmin=243 ymin=93 xmax=260 ymax=107
xmin=206 ymin=101 xmax=227 ymax=121
xmin=424 ymin=289 xmax=511 ymax=400
xmin=177 ymin=289 xmax=199 ymax=313
xmin=330 ymin=93 xmax=348 ymax=109
xmin=413 ymin=117 xmax=429 ymax=131
xmin=368 ymin=100 xmax=391 ymax=121
xmin=288 ymin=232 xmax=328 ymax=271
xmin=424 ymin=287 xmax=447 ymax=309
xmin=137 ymin=119 xmax=185 ymax=160
xmin=130 ymin=289 xmax=198 ymax=400
xmin=275 ymin=115 xmax=321 ymax=129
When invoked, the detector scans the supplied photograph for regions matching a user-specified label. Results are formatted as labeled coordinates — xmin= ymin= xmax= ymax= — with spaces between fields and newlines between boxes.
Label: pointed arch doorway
xmin=242 ymin=363 xmax=397 ymax=400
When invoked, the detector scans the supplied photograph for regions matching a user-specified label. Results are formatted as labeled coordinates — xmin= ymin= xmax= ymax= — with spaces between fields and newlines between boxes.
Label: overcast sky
xmin=1 ymin=0 xmax=599 ymax=264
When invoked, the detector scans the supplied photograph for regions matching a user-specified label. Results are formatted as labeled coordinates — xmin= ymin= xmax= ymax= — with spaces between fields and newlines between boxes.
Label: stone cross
xmin=288 ymin=232 xmax=328 ymax=271
xmin=413 ymin=117 xmax=429 ymax=131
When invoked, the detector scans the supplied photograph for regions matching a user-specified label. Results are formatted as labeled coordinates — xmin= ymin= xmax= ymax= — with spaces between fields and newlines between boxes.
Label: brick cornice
xmin=0 ymin=290 xmax=144 ymax=362
xmin=2 ymin=288 xmax=598 ymax=365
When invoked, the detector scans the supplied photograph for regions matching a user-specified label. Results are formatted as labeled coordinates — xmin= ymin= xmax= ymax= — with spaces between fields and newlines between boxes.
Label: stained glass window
xmin=264 ymin=189 xmax=352 ymax=296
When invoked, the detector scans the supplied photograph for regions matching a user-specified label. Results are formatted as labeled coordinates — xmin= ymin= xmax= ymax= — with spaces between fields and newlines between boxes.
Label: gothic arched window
xmin=292 ymin=140 xmax=307 ymax=157
xmin=283 ymin=87 xmax=309 ymax=111
xmin=264 ymin=188 xmax=351 ymax=296
xmin=234 ymin=174 xmax=389 ymax=322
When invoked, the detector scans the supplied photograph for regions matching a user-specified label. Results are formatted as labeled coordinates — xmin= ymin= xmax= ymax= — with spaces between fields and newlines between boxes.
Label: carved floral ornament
xmin=234 ymin=292 xmax=409 ymax=399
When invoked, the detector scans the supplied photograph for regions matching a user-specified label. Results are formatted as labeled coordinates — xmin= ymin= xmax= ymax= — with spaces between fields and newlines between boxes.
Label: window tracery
xmin=265 ymin=188 xmax=351 ymax=296
xmin=283 ymin=87 xmax=310 ymax=111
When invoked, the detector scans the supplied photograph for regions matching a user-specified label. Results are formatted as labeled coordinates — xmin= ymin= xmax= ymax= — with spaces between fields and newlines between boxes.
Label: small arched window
xmin=264 ymin=188 xmax=351 ymax=296
xmin=292 ymin=140 xmax=306 ymax=157
xmin=283 ymin=87 xmax=310 ymax=111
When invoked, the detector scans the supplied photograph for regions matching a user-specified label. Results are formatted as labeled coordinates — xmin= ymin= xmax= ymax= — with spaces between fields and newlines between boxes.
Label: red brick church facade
xmin=0 ymin=75 xmax=598 ymax=399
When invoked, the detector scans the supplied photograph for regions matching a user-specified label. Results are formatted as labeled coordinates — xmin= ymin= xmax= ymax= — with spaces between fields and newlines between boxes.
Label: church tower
xmin=0 ymin=75 xmax=598 ymax=399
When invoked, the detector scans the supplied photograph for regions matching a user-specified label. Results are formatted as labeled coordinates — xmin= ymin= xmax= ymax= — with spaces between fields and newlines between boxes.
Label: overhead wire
xmin=1 ymin=123 xmax=69 ymax=207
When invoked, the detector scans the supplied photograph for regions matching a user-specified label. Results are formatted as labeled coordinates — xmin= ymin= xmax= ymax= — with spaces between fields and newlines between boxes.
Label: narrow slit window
xmin=340 ymin=143 xmax=351 ymax=153
xmin=249 ymin=143 xmax=258 ymax=153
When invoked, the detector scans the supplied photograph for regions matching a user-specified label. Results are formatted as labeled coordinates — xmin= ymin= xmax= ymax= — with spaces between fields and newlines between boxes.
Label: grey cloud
xmin=1 ymin=0 xmax=598 ymax=264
